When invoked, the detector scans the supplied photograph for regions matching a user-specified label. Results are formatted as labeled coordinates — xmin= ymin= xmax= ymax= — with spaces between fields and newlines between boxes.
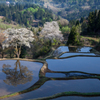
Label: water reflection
xmin=1 ymin=61 xmax=100 ymax=100
xmin=68 ymin=47 xmax=92 ymax=52
xmin=2 ymin=60 xmax=33 ymax=86
xmin=53 ymin=46 xmax=92 ymax=57
xmin=60 ymin=53 xmax=95 ymax=58
xmin=9 ymin=62 xmax=100 ymax=100
xmin=46 ymin=71 xmax=100 ymax=80
xmin=54 ymin=46 xmax=92 ymax=53
xmin=68 ymin=47 xmax=79 ymax=52
xmin=42 ymin=64 xmax=100 ymax=81
xmin=0 ymin=46 xmax=100 ymax=100
xmin=7 ymin=62 xmax=100 ymax=98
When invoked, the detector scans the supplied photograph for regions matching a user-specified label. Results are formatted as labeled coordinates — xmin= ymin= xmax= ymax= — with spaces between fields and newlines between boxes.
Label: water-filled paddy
xmin=0 ymin=60 xmax=43 ymax=97
xmin=46 ymin=57 xmax=100 ymax=74
xmin=60 ymin=52 xmax=95 ymax=58
xmin=55 ymin=46 xmax=92 ymax=53
xmin=0 ymin=46 xmax=100 ymax=100
xmin=9 ymin=79 xmax=100 ymax=100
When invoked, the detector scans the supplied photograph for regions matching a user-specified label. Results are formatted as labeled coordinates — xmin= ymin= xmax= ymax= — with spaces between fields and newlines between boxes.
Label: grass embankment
xmin=81 ymin=36 xmax=100 ymax=52
xmin=33 ymin=92 xmax=100 ymax=100
xmin=81 ymin=36 xmax=100 ymax=47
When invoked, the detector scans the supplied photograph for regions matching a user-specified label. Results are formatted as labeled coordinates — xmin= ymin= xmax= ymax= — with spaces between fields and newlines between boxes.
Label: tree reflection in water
xmin=2 ymin=60 xmax=33 ymax=86
xmin=1 ymin=60 xmax=100 ymax=99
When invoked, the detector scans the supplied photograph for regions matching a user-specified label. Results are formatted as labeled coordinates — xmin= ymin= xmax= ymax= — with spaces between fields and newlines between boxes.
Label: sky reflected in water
xmin=56 ymin=46 xmax=92 ymax=53
xmin=60 ymin=53 xmax=95 ymax=58
xmin=0 ymin=60 xmax=43 ymax=96
xmin=46 ymin=57 xmax=100 ymax=74
xmin=0 ymin=46 xmax=100 ymax=100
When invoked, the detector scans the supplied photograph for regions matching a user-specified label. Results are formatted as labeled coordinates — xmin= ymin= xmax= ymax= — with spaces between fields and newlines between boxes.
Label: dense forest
xmin=1 ymin=0 xmax=100 ymax=21
xmin=55 ymin=0 xmax=100 ymax=20
xmin=1 ymin=0 xmax=100 ymax=3
xmin=0 ymin=3 xmax=54 ymax=27
xmin=85 ymin=10 xmax=100 ymax=35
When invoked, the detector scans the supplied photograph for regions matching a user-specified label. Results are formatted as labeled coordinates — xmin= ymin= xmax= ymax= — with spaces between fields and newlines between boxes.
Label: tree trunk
xmin=17 ymin=54 xmax=20 ymax=58
xmin=15 ymin=44 xmax=21 ymax=58
xmin=2 ymin=52 xmax=4 ymax=58
xmin=18 ymin=46 xmax=21 ymax=58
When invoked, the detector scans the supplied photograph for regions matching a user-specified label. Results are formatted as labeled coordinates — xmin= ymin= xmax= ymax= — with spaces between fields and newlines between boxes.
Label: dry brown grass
xmin=0 ymin=16 xmax=4 ymax=19
xmin=0 ymin=32 xmax=6 ymax=44
xmin=81 ymin=36 xmax=100 ymax=47
xmin=82 ymin=36 xmax=99 ymax=42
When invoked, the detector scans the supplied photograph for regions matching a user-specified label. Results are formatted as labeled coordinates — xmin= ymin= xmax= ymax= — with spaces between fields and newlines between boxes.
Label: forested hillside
xmin=1 ymin=0 xmax=100 ymax=21
xmin=84 ymin=10 xmax=100 ymax=35
xmin=52 ymin=0 xmax=100 ymax=20
xmin=0 ymin=3 xmax=54 ymax=27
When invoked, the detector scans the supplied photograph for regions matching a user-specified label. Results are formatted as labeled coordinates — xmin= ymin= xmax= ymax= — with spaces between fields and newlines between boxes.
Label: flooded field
xmin=0 ymin=60 xmax=43 ymax=97
xmin=0 ymin=46 xmax=100 ymax=100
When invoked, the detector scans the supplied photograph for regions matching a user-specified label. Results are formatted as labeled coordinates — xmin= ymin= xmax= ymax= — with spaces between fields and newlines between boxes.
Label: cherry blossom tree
xmin=39 ymin=21 xmax=64 ymax=43
xmin=2 ymin=28 xmax=34 ymax=58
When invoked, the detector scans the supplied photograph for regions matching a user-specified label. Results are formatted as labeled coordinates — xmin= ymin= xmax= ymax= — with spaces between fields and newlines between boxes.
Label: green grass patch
xmin=0 ymin=22 xmax=22 ymax=30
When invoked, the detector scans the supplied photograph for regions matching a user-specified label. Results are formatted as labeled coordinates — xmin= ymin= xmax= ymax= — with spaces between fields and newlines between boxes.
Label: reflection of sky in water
xmin=79 ymin=47 xmax=92 ymax=52
xmin=0 ymin=88 xmax=12 ymax=97
xmin=11 ymin=79 xmax=100 ymax=100
xmin=60 ymin=53 xmax=95 ymax=58
xmin=46 ymin=57 xmax=100 ymax=74
xmin=0 ymin=60 xmax=43 ymax=96
xmin=56 ymin=46 xmax=92 ymax=53
xmin=46 ymin=72 xmax=94 ymax=78
xmin=8 ymin=57 xmax=100 ymax=100
xmin=57 ymin=46 xmax=69 ymax=52
xmin=1 ymin=53 xmax=100 ymax=100
xmin=53 ymin=96 xmax=100 ymax=100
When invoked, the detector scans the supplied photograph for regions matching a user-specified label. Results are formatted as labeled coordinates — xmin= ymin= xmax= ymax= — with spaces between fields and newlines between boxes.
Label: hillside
xmin=1 ymin=0 xmax=100 ymax=21
xmin=0 ymin=16 xmax=21 ymax=31
xmin=0 ymin=3 xmax=54 ymax=27
xmin=42 ymin=0 xmax=100 ymax=20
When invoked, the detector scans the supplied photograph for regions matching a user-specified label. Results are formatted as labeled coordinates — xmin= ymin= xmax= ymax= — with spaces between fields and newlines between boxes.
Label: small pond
xmin=0 ymin=46 xmax=100 ymax=100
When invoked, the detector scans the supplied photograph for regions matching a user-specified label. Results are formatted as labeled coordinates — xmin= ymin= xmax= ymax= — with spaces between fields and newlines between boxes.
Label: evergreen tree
xmin=67 ymin=26 xmax=80 ymax=46
xmin=75 ymin=20 xmax=80 ymax=26
xmin=87 ymin=10 xmax=100 ymax=34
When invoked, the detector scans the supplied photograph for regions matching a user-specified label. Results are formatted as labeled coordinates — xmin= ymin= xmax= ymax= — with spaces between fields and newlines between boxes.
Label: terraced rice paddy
xmin=0 ymin=46 xmax=100 ymax=100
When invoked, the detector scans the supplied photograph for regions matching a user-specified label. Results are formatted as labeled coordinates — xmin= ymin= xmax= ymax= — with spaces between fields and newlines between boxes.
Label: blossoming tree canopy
xmin=39 ymin=21 xmax=64 ymax=42
xmin=2 ymin=28 xmax=34 ymax=58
